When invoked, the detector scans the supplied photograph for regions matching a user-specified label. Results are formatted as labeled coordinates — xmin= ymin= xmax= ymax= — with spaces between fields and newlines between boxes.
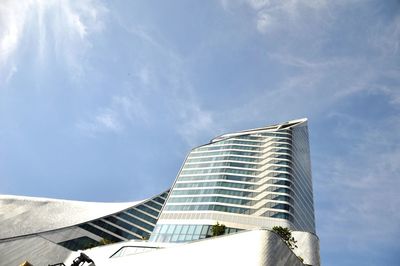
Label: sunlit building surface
xmin=0 ymin=118 xmax=320 ymax=266
xmin=0 ymin=191 xmax=167 ymax=265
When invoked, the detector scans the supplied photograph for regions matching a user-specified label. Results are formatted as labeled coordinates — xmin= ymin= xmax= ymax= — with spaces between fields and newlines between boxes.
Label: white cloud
xmin=0 ymin=0 xmax=107 ymax=83
xmin=113 ymin=95 xmax=149 ymax=124
xmin=136 ymin=66 xmax=151 ymax=85
xmin=256 ymin=13 xmax=272 ymax=33
xmin=5 ymin=65 xmax=17 ymax=84
xmin=76 ymin=93 xmax=151 ymax=136
xmin=176 ymin=104 xmax=215 ymax=147
xmin=268 ymin=53 xmax=351 ymax=69
xmin=247 ymin=0 xmax=271 ymax=10
xmin=94 ymin=109 xmax=122 ymax=132
xmin=110 ymin=20 xmax=219 ymax=146
xmin=76 ymin=108 xmax=122 ymax=136
xmin=220 ymin=0 xmax=329 ymax=33
xmin=0 ymin=1 xmax=31 ymax=67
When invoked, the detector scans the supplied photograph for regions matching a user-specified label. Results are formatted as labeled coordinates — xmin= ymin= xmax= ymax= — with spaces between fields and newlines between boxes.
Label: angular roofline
xmin=211 ymin=118 xmax=307 ymax=143
xmin=0 ymin=194 xmax=141 ymax=204
xmin=0 ymin=190 xmax=169 ymax=240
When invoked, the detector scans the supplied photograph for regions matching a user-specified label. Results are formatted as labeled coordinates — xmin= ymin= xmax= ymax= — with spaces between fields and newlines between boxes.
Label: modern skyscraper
xmin=152 ymin=118 xmax=314 ymax=235
xmin=151 ymin=118 xmax=319 ymax=264
xmin=0 ymin=118 xmax=319 ymax=266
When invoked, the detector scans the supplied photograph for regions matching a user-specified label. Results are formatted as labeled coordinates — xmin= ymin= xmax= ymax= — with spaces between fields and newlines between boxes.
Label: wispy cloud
xmin=172 ymin=100 xmax=215 ymax=147
xmin=0 ymin=0 xmax=107 ymax=84
xmin=315 ymin=113 xmax=400 ymax=252
xmin=0 ymin=1 xmax=30 ymax=67
xmin=77 ymin=108 xmax=122 ymax=136
xmin=267 ymin=53 xmax=350 ymax=69
xmin=217 ymin=1 xmax=400 ymax=125
xmin=220 ymin=0 xmax=330 ymax=33
xmin=216 ymin=3 xmax=400 ymax=261
xmin=369 ymin=14 xmax=400 ymax=56
xmin=90 ymin=18 xmax=220 ymax=145
xmin=76 ymin=94 xmax=149 ymax=136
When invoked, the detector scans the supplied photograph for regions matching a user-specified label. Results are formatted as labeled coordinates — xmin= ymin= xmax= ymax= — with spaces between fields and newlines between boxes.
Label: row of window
xmin=171 ymin=185 xmax=290 ymax=198
xmin=189 ymin=150 xmax=260 ymax=158
xmin=265 ymin=202 xmax=292 ymax=211
xmin=267 ymin=160 xmax=291 ymax=166
xmin=137 ymin=204 xmax=159 ymax=217
xmin=92 ymin=219 xmax=139 ymax=240
xmin=104 ymin=216 xmax=150 ymax=238
xmin=183 ymin=161 xmax=258 ymax=170
xmin=181 ymin=168 xmax=257 ymax=176
xmin=152 ymin=196 xmax=166 ymax=205
xmin=150 ymin=224 xmax=241 ymax=243
xmin=266 ymin=186 xmax=292 ymax=194
xmin=195 ymin=144 xmax=261 ymax=153
xmin=266 ymin=194 xmax=293 ymax=204
xmin=214 ymin=139 xmax=263 ymax=146
xmin=126 ymin=208 xmax=157 ymax=224
xmin=115 ymin=212 xmax=154 ymax=231
xmin=270 ymin=138 xmax=292 ymax=144
xmin=259 ymin=132 xmax=291 ymax=137
xmin=171 ymin=188 xmax=253 ymax=197
xmin=267 ymin=179 xmax=291 ymax=186
xmin=267 ymin=166 xmax=292 ymax=173
xmin=178 ymin=174 xmax=256 ymax=182
xmin=164 ymin=203 xmax=250 ymax=214
xmin=186 ymin=155 xmax=260 ymax=164
xmin=233 ymin=135 xmax=264 ymax=141
xmin=75 ymin=194 xmax=166 ymax=246
xmin=167 ymin=196 xmax=252 ymax=206
xmin=269 ymin=172 xmax=292 ymax=179
xmin=194 ymin=139 xmax=292 ymax=155
xmin=267 ymin=148 xmax=292 ymax=155
xmin=271 ymin=143 xmax=292 ymax=149
xmin=168 ymin=193 xmax=292 ymax=206
xmin=178 ymin=173 xmax=291 ymax=183
xmin=79 ymin=224 xmax=122 ymax=243
xmin=159 ymin=192 xmax=169 ymax=198
xmin=262 ymin=211 xmax=294 ymax=222
xmin=274 ymin=154 xmax=292 ymax=160
xmin=145 ymin=200 xmax=163 ymax=210
xmin=175 ymin=181 xmax=254 ymax=190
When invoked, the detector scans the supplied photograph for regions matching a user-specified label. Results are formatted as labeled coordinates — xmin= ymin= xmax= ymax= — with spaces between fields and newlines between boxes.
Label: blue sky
xmin=0 ymin=0 xmax=399 ymax=265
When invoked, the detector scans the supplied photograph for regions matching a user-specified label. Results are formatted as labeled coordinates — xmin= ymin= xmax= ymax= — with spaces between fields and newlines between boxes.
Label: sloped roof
xmin=0 ymin=195 xmax=142 ymax=239
xmin=211 ymin=118 xmax=307 ymax=143
xmin=0 ymin=234 xmax=71 ymax=266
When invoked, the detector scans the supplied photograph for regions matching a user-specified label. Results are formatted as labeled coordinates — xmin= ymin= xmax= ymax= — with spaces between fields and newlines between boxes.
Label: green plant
xmin=211 ymin=222 xmax=226 ymax=237
xmin=83 ymin=242 xmax=98 ymax=249
xmin=272 ymin=226 xmax=298 ymax=249
xmin=82 ymin=238 xmax=114 ymax=250
xmin=98 ymin=238 xmax=114 ymax=245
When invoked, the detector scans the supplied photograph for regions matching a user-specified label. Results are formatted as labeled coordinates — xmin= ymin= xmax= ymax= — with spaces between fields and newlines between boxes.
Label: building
xmin=0 ymin=191 xmax=168 ymax=265
xmin=151 ymin=118 xmax=319 ymax=264
xmin=0 ymin=118 xmax=320 ymax=266
xmin=64 ymin=229 xmax=306 ymax=266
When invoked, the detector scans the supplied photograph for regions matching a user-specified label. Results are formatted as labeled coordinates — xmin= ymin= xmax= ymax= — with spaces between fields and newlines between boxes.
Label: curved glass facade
xmin=154 ymin=118 xmax=316 ymax=243
xmin=59 ymin=191 xmax=169 ymax=250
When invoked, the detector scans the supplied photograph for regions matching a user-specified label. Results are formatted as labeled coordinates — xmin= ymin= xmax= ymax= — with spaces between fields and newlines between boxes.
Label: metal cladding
xmin=68 ymin=229 xmax=305 ymax=266
xmin=0 ymin=192 xmax=168 ymax=266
